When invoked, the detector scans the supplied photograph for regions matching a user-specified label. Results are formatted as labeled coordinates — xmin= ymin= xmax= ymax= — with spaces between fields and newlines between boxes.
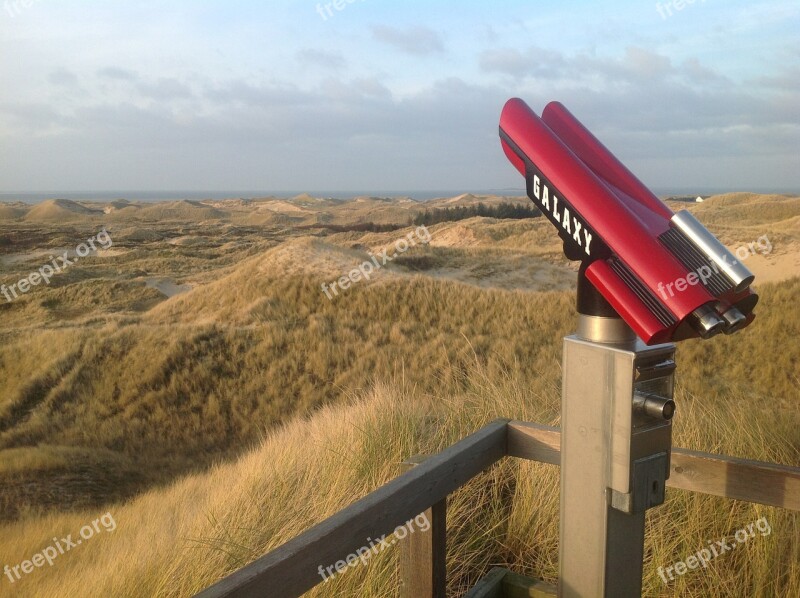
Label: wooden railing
xmin=196 ymin=418 xmax=800 ymax=598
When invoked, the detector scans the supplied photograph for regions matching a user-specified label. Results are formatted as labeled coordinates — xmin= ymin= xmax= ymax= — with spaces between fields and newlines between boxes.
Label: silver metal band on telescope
xmin=670 ymin=210 xmax=755 ymax=294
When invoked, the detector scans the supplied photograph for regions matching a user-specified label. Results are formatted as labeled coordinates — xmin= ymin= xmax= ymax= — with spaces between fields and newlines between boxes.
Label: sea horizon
xmin=1 ymin=187 xmax=798 ymax=205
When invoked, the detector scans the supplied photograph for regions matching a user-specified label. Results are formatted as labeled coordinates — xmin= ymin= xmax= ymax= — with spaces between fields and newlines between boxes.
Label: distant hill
xmin=0 ymin=203 xmax=27 ymax=220
xmin=691 ymin=193 xmax=800 ymax=226
xmin=24 ymin=199 xmax=103 ymax=222
xmin=113 ymin=200 xmax=227 ymax=222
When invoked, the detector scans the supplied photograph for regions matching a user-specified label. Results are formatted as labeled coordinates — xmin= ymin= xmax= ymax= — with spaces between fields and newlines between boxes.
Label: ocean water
xmin=0 ymin=190 xmax=522 ymax=204
xmin=0 ymin=187 xmax=796 ymax=204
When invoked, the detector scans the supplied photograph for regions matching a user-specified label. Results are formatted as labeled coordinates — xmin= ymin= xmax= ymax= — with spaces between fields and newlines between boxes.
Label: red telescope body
xmin=499 ymin=98 xmax=757 ymax=344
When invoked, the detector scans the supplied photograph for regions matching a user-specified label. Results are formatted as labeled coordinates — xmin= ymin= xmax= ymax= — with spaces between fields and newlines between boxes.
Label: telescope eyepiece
xmin=689 ymin=305 xmax=726 ymax=339
xmin=721 ymin=306 xmax=748 ymax=334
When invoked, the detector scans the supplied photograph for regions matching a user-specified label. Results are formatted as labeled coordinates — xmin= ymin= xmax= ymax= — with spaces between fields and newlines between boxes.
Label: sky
xmin=0 ymin=0 xmax=798 ymax=195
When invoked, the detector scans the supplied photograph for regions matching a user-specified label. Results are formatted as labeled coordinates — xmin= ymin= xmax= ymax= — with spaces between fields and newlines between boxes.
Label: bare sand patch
xmin=145 ymin=278 xmax=193 ymax=298
xmin=422 ymin=261 xmax=575 ymax=292
xmin=747 ymin=242 xmax=800 ymax=285
xmin=1 ymin=248 xmax=70 ymax=266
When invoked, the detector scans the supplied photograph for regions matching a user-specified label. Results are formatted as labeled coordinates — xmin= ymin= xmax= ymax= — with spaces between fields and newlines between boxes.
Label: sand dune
xmin=24 ymin=198 xmax=102 ymax=222
xmin=747 ymin=242 xmax=800 ymax=285
xmin=0 ymin=204 xmax=26 ymax=220
xmin=0 ymin=191 xmax=798 ymax=598
xmin=134 ymin=200 xmax=227 ymax=221
xmin=255 ymin=237 xmax=390 ymax=279
xmin=145 ymin=277 xmax=193 ymax=297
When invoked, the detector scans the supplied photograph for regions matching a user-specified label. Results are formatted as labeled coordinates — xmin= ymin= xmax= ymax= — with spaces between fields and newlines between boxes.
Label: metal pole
xmin=559 ymin=269 xmax=676 ymax=597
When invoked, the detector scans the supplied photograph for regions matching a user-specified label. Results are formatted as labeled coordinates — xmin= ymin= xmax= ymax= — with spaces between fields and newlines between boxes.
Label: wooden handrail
xmin=507 ymin=420 xmax=800 ymax=511
xmin=196 ymin=418 xmax=800 ymax=597
xmin=195 ymin=418 xmax=509 ymax=598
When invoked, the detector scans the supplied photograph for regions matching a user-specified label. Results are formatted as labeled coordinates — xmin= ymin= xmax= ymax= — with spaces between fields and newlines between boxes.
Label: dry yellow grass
xmin=0 ymin=361 xmax=796 ymax=597
xmin=0 ymin=193 xmax=797 ymax=596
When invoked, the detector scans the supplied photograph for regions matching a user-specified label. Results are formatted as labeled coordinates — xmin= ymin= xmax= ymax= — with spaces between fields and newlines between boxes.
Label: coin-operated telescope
xmin=499 ymin=98 xmax=757 ymax=344
xmin=499 ymin=99 xmax=757 ymax=597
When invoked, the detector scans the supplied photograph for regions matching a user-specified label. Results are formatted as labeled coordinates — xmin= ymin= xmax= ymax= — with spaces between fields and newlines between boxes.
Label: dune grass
xmin=0 ymin=196 xmax=797 ymax=596
xmin=0 ymin=275 xmax=796 ymax=595
xmin=0 ymin=266 xmax=576 ymax=517
xmin=0 ymin=358 xmax=796 ymax=597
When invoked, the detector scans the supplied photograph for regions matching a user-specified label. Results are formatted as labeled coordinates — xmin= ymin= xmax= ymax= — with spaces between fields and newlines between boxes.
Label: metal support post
xmin=559 ymin=271 xmax=676 ymax=597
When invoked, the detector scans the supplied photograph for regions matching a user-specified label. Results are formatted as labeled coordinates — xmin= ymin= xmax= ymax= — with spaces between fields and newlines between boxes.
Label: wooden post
xmin=399 ymin=455 xmax=447 ymax=598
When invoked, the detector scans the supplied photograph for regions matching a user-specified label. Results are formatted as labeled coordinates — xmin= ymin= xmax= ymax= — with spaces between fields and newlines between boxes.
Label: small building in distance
xmin=696 ymin=196 xmax=705 ymax=203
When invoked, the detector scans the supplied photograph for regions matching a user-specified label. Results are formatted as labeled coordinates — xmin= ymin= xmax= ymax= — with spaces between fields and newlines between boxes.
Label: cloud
xmin=137 ymin=77 xmax=193 ymax=100
xmin=479 ymin=47 xmax=565 ymax=79
xmin=0 ymin=99 xmax=77 ymax=137
xmin=755 ymin=66 xmax=800 ymax=92
xmin=97 ymin=67 xmax=139 ymax=82
xmin=622 ymin=47 xmax=672 ymax=78
xmin=0 ymin=0 xmax=796 ymax=192
xmin=479 ymin=45 xmax=653 ymax=82
xmin=204 ymin=81 xmax=307 ymax=107
xmin=296 ymin=49 xmax=347 ymax=70
xmin=479 ymin=44 xmax=737 ymax=94
xmin=371 ymin=25 xmax=444 ymax=56
xmin=1 ymin=48 xmax=796 ymax=191
xmin=682 ymin=58 xmax=731 ymax=85
xmin=318 ymin=77 xmax=391 ymax=101
xmin=48 ymin=68 xmax=79 ymax=87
